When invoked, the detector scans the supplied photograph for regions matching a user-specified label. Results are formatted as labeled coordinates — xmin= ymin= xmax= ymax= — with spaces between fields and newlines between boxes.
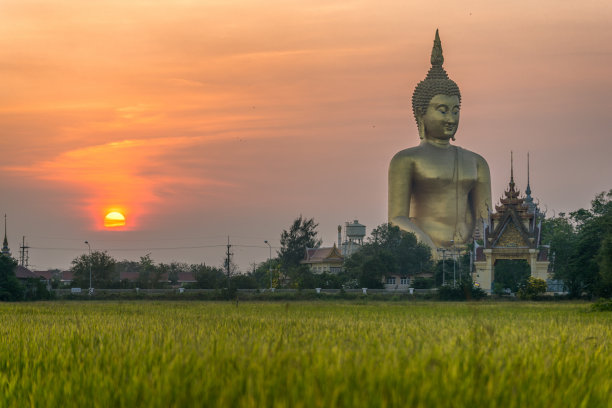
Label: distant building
xmin=383 ymin=274 xmax=413 ymax=291
xmin=14 ymin=265 xmax=41 ymax=281
xmin=301 ymin=244 xmax=344 ymax=274
xmin=338 ymin=220 xmax=366 ymax=257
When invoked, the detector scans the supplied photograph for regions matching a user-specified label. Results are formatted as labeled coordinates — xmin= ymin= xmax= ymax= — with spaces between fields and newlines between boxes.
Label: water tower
xmin=341 ymin=220 xmax=366 ymax=256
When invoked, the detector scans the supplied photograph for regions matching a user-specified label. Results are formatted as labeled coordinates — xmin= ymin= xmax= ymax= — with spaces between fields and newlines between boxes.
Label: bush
xmin=518 ymin=277 xmax=547 ymax=300
xmin=412 ymin=277 xmax=434 ymax=289
xmin=23 ymin=278 xmax=53 ymax=301
xmin=438 ymin=277 xmax=487 ymax=301
xmin=591 ymin=299 xmax=612 ymax=312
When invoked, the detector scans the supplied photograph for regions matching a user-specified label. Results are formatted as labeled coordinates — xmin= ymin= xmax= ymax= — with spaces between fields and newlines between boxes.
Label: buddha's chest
xmin=412 ymin=154 xmax=478 ymax=189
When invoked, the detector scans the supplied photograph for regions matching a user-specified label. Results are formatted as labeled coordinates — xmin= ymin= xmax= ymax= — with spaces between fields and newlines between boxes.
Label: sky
xmin=1 ymin=0 xmax=611 ymax=272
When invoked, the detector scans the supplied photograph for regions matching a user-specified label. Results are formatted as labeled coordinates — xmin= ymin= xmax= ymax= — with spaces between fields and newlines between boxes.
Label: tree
xmin=137 ymin=254 xmax=164 ymax=288
xmin=191 ymin=263 xmax=225 ymax=289
xmin=231 ymin=274 xmax=258 ymax=289
xmin=278 ymin=215 xmax=322 ymax=271
xmin=345 ymin=223 xmax=433 ymax=288
xmin=71 ymin=251 xmax=117 ymax=288
xmin=541 ymin=189 xmax=612 ymax=297
xmin=158 ymin=262 xmax=190 ymax=286
xmin=0 ymin=255 xmax=23 ymax=301
xmin=597 ymin=235 xmax=612 ymax=297
xmin=252 ymin=258 xmax=280 ymax=289
xmin=541 ymin=215 xmax=578 ymax=294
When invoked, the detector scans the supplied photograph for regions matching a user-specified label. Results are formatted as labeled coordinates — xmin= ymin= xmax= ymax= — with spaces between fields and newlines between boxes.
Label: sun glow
xmin=104 ymin=211 xmax=126 ymax=228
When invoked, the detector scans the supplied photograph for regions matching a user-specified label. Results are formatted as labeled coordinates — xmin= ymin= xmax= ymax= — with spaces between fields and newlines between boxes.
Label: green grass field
xmin=1 ymin=301 xmax=610 ymax=407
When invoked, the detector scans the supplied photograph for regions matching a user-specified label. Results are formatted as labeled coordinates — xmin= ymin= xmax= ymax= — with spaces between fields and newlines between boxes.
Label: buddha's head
xmin=412 ymin=30 xmax=461 ymax=141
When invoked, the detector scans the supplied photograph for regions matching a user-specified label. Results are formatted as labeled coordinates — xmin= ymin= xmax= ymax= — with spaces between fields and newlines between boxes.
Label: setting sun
xmin=104 ymin=211 xmax=126 ymax=228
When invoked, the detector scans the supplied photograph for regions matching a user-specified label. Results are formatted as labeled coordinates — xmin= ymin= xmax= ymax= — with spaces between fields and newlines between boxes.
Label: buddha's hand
xmin=415 ymin=230 xmax=436 ymax=250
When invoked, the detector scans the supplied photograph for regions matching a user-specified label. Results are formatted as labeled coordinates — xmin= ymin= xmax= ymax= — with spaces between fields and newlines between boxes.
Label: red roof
xmin=14 ymin=265 xmax=41 ymax=279
xmin=61 ymin=270 xmax=75 ymax=281
xmin=177 ymin=271 xmax=196 ymax=282
xmin=35 ymin=270 xmax=54 ymax=280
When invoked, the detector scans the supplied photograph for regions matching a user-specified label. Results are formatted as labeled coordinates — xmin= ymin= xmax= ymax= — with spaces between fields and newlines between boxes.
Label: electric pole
xmin=226 ymin=236 xmax=232 ymax=290
xmin=19 ymin=236 xmax=30 ymax=268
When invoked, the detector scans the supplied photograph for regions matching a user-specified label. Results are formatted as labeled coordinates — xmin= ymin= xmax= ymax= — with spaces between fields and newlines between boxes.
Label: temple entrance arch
xmin=493 ymin=259 xmax=530 ymax=293
xmin=472 ymin=155 xmax=550 ymax=293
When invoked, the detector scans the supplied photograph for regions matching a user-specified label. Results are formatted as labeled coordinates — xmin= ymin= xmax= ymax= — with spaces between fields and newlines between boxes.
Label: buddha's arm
xmin=388 ymin=155 xmax=436 ymax=249
xmin=471 ymin=155 xmax=492 ymax=224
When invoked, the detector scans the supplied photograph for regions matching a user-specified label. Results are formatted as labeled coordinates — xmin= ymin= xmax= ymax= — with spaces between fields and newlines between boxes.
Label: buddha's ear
xmin=417 ymin=115 xmax=425 ymax=140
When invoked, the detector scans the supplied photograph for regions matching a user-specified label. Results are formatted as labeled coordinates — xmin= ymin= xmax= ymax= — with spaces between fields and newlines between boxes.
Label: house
xmin=14 ymin=265 xmax=43 ymax=281
xmin=301 ymin=244 xmax=344 ymax=274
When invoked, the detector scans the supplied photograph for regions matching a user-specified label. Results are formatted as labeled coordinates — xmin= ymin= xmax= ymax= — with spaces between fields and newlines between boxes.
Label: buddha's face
xmin=420 ymin=94 xmax=460 ymax=141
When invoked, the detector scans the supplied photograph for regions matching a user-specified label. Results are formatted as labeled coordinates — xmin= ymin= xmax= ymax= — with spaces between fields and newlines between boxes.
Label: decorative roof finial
xmin=510 ymin=151 xmax=514 ymax=185
xmin=525 ymin=152 xmax=531 ymax=195
xmin=525 ymin=152 xmax=536 ymax=212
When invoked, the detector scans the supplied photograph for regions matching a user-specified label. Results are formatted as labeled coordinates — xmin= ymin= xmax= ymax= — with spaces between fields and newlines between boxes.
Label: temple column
xmin=480 ymin=249 xmax=493 ymax=293
xmin=529 ymin=249 xmax=538 ymax=278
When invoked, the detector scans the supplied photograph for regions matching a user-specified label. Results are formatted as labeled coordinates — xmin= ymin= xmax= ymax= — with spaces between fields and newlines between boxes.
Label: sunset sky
xmin=1 ymin=0 xmax=611 ymax=272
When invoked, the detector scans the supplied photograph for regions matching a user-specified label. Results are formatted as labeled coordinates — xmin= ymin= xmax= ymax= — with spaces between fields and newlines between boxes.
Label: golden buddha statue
xmin=388 ymin=30 xmax=492 ymax=255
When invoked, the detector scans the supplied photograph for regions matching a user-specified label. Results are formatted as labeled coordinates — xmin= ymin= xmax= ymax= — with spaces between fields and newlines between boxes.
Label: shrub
xmin=591 ymin=299 xmax=612 ymax=312
xmin=412 ymin=277 xmax=434 ymax=289
xmin=518 ymin=277 xmax=547 ymax=300
xmin=438 ymin=277 xmax=487 ymax=301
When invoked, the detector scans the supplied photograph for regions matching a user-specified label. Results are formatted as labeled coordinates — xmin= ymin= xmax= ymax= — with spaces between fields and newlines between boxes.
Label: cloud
xmin=3 ymin=135 xmax=236 ymax=230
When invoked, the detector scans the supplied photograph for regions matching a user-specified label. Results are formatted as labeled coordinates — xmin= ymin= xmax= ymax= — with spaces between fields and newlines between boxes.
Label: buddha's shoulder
xmin=457 ymin=146 xmax=490 ymax=166
xmin=390 ymin=145 xmax=425 ymax=162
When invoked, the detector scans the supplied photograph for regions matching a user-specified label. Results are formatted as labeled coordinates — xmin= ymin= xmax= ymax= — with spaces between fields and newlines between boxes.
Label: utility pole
xmin=264 ymin=240 xmax=272 ymax=290
xmin=19 ymin=236 xmax=30 ymax=268
xmin=225 ymin=236 xmax=232 ymax=290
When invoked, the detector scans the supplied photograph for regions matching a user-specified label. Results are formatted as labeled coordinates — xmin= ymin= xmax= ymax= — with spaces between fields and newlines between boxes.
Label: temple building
xmin=473 ymin=154 xmax=550 ymax=292
xmin=301 ymin=244 xmax=344 ymax=274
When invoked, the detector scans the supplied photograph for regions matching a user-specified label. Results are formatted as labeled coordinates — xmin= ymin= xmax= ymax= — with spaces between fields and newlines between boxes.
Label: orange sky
xmin=1 ymin=0 xmax=611 ymax=271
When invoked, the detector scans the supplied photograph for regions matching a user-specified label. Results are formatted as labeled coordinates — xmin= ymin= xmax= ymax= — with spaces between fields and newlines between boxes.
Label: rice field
xmin=1 ymin=301 xmax=610 ymax=407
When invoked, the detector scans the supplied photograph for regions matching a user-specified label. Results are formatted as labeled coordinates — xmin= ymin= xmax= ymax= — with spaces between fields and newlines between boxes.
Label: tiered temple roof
xmin=484 ymin=153 xmax=541 ymax=250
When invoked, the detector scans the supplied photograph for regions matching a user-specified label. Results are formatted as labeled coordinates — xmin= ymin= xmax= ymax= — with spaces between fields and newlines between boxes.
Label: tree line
xmin=542 ymin=189 xmax=612 ymax=297
xmin=3 ymin=189 xmax=610 ymax=299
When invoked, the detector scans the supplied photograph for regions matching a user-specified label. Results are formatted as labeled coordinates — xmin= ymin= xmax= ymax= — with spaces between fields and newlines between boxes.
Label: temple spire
xmin=502 ymin=151 xmax=520 ymax=200
xmin=1 ymin=214 xmax=10 ymax=257
xmin=525 ymin=152 xmax=532 ymax=196
xmin=524 ymin=152 xmax=536 ymax=212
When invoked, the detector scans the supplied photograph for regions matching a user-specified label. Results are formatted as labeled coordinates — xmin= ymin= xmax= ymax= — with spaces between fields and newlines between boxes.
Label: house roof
xmin=14 ymin=265 xmax=41 ymax=279
xmin=34 ymin=270 xmax=54 ymax=280
xmin=302 ymin=245 xmax=344 ymax=264
xmin=176 ymin=271 xmax=196 ymax=282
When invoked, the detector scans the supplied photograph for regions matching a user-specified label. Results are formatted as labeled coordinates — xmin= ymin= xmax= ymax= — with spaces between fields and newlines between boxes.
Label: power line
xmin=29 ymin=243 xmax=276 ymax=251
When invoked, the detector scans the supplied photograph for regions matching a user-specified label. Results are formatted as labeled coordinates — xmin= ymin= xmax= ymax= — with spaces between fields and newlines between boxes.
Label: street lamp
xmin=264 ymin=240 xmax=272 ymax=290
xmin=451 ymin=240 xmax=456 ymax=288
xmin=84 ymin=241 xmax=92 ymax=295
